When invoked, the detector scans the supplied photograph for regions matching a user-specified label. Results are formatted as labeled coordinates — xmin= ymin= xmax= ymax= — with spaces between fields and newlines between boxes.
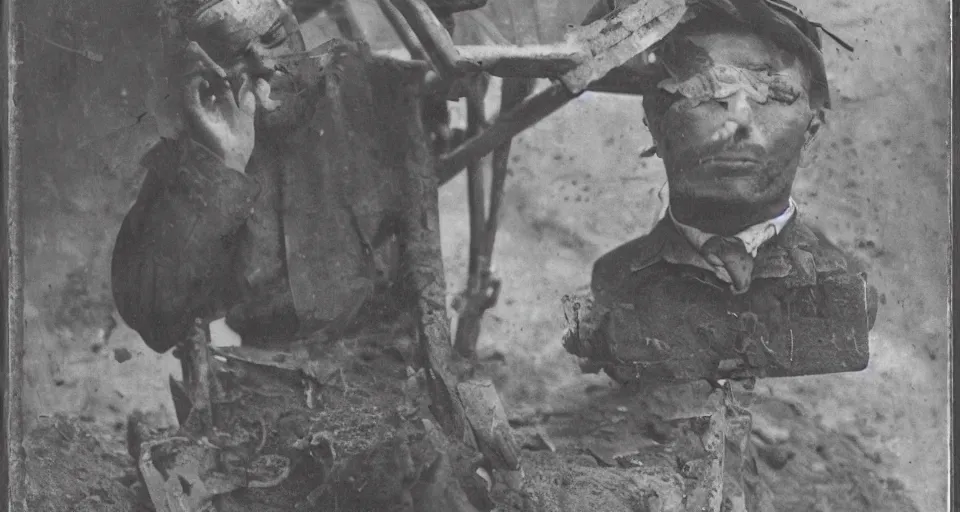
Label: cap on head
xmin=670 ymin=0 xmax=840 ymax=110
xmin=583 ymin=0 xmax=851 ymax=110
xmin=711 ymin=0 xmax=854 ymax=109
xmin=159 ymin=0 xmax=321 ymax=63
xmin=160 ymin=0 xmax=330 ymax=24
xmin=726 ymin=0 xmax=843 ymax=110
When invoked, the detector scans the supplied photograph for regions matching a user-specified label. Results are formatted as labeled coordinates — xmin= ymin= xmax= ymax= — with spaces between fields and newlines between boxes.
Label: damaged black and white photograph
xmin=2 ymin=0 xmax=951 ymax=510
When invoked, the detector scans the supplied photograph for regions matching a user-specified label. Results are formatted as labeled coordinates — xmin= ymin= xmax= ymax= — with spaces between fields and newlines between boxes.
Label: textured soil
xmin=17 ymin=0 xmax=950 ymax=510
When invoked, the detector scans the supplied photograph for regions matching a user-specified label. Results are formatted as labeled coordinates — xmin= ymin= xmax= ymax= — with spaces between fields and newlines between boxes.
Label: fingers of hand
xmin=237 ymin=74 xmax=258 ymax=116
xmin=184 ymin=41 xmax=227 ymax=79
xmin=180 ymin=41 xmax=240 ymax=111
xmin=705 ymin=253 xmax=724 ymax=267
xmin=184 ymin=72 xmax=231 ymax=113
xmin=254 ymin=78 xmax=281 ymax=111
xmin=183 ymin=74 xmax=211 ymax=114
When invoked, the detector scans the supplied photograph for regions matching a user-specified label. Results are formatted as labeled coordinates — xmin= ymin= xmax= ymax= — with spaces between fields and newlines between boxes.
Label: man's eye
xmin=769 ymin=86 xmax=800 ymax=104
xmin=260 ymin=21 xmax=288 ymax=48
xmin=766 ymin=75 xmax=802 ymax=104
xmin=664 ymin=94 xmax=703 ymax=114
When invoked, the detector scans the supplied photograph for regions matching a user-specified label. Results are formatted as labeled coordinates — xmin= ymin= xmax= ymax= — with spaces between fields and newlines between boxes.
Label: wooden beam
xmin=560 ymin=0 xmax=686 ymax=93
xmin=374 ymin=44 xmax=587 ymax=79
xmin=454 ymin=44 xmax=586 ymax=78
xmin=4 ymin=11 xmax=25 ymax=512
xmin=438 ymin=83 xmax=576 ymax=184
xmin=377 ymin=0 xmax=428 ymax=61
xmin=389 ymin=63 xmax=478 ymax=449
xmin=390 ymin=0 xmax=461 ymax=79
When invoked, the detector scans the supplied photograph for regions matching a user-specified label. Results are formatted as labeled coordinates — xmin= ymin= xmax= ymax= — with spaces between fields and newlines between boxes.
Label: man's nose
xmin=718 ymin=90 xmax=762 ymax=143
xmin=725 ymin=90 xmax=752 ymax=126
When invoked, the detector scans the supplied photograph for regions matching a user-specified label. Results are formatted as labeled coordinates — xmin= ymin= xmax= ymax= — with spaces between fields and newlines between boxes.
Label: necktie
xmin=700 ymin=236 xmax=754 ymax=294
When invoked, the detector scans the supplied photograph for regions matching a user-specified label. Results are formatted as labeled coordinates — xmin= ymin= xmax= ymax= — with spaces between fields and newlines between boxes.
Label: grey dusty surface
xmin=18 ymin=0 xmax=949 ymax=510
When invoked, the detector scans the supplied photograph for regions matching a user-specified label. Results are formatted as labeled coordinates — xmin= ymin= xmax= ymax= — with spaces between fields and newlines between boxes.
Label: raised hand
xmin=180 ymin=42 xmax=265 ymax=173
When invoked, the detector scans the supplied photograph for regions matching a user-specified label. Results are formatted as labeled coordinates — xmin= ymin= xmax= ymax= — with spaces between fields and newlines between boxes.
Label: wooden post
xmin=453 ymin=87 xmax=487 ymax=359
xmin=453 ymin=78 xmax=534 ymax=357
xmin=383 ymin=60 xmax=478 ymax=449
xmin=178 ymin=320 xmax=214 ymax=437
xmin=377 ymin=0 xmax=429 ymax=61
xmin=4 ymin=12 xmax=25 ymax=512
xmin=390 ymin=0 xmax=461 ymax=79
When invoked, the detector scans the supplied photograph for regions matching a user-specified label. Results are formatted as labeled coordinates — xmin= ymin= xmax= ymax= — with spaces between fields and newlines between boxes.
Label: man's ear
xmin=803 ymin=110 xmax=824 ymax=149
xmin=642 ymin=115 xmax=663 ymax=157
xmin=799 ymin=110 xmax=825 ymax=168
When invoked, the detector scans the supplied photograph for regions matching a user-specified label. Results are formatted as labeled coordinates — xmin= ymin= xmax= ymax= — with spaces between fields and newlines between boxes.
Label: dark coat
xmin=111 ymin=49 xmax=412 ymax=353
xmin=567 ymin=215 xmax=879 ymax=385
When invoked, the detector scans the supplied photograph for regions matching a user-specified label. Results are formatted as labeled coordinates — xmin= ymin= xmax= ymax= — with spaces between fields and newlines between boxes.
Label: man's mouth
xmin=700 ymin=155 xmax=761 ymax=165
xmin=696 ymin=153 xmax=764 ymax=174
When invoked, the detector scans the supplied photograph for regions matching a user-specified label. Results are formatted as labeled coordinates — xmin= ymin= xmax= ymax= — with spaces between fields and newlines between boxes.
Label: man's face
xmin=644 ymin=24 xmax=820 ymax=206
xmin=189 ymin=0 xmax=325 ymax=129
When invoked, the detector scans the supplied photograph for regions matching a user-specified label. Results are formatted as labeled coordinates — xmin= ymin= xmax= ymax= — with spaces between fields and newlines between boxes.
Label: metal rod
xmin=390 ymin=0 xmax=460 ymax=79
xmin=438 ymin=82 xmax=576 ymax=184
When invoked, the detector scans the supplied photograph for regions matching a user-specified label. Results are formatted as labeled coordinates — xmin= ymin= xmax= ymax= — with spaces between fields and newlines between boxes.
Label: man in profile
xmin=112 ymin=0 xmax=408 ymax=354
xmin=111 ymin=2 xmax=489 ymax=510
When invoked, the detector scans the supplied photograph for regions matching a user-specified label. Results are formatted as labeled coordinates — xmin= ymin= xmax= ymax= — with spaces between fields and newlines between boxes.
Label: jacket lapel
xmin=647 ymin=219 xmax=718 ymax=275
xmin=281 ymin=113 xmax=373 ymax=337
xmin=631 ymin=215 xmax=838 ymax=289
xmin=281 ymin=53 xmax=378 ymax=336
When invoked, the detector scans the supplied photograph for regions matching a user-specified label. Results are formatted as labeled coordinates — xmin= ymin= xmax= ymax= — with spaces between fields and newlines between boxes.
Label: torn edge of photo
xmin=4 ymin=0 xmax=26 ymax=510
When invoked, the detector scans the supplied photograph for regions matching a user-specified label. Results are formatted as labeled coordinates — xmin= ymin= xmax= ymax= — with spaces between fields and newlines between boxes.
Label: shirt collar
xmin=668 ymin=197 xmax=799 ymax=257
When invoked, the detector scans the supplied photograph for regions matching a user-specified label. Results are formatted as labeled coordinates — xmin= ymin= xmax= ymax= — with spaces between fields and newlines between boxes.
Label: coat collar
xmin=668 ymin=197 xmax=799 ymax=257
xmin=630 ymin=209 xmax=844 ymax=288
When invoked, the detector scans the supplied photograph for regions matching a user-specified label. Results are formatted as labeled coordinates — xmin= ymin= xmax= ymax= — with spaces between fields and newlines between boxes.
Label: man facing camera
xmin=564 ymin=3 xmax=878 ymax=510
xmin=568 ymin=0 xmax=878 ymax=386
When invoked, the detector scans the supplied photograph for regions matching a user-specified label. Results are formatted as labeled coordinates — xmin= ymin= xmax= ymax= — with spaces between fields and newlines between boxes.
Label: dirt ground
xmin=18 ymin=0 xmax=950 ymax=510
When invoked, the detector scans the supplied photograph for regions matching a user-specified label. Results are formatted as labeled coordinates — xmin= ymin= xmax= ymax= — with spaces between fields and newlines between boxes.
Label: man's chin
xmin=671 ymin=177 xmax=770 ymax=204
